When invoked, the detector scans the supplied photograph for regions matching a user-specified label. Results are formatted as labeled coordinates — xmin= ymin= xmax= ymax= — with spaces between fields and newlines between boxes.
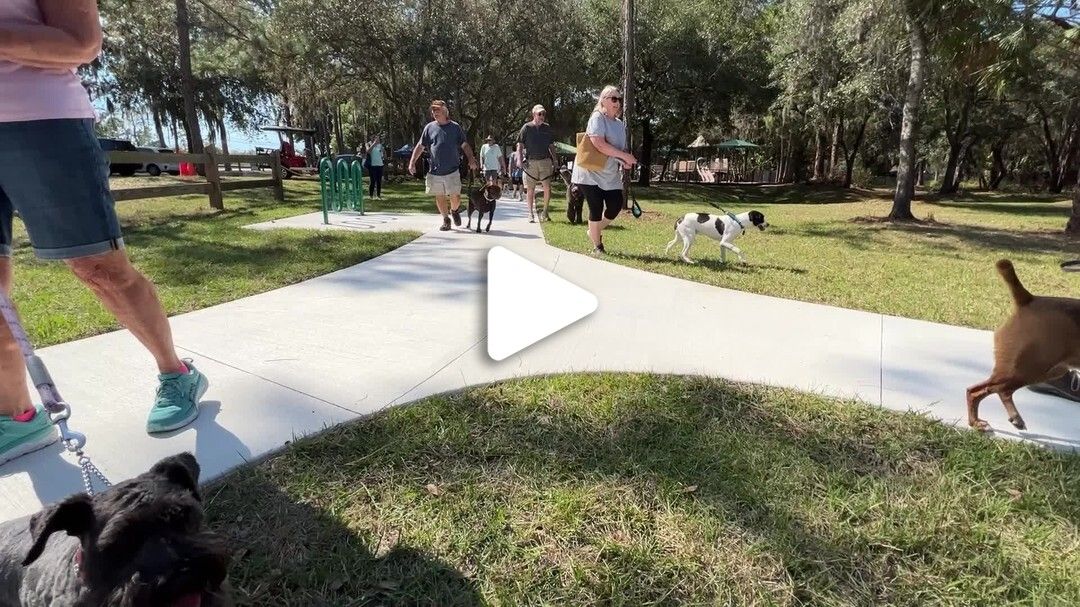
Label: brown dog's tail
xmin=996 ymin=259 xmax=1034 ymax=307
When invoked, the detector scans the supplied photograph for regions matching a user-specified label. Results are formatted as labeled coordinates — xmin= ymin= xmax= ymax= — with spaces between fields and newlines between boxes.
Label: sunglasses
xmin=607 ymin=96 xmax=623 ymax=103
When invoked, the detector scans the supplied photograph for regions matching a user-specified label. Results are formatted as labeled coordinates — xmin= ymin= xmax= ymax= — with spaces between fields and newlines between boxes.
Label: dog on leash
xmin=664 ymin=210 xmax=768 ymax=264
xmin=966 ymin=260 xmax=1080 ymax=432
xmin=559 ymin=168 xmax=585 ymax=225
xmin=466 ymin=182 xmax=501 ymax=233
xmin=0 ymin=452 xmax=232 ymax=606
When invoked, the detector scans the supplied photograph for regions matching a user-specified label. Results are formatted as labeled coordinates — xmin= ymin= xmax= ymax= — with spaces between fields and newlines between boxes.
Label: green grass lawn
xmin=541 ymin=184 xmax=1077 ymax=330
xmin=11 ymin=179 xmax=418 ymax=346
xmin=207 ymin=373 xmax=1080 ymax=606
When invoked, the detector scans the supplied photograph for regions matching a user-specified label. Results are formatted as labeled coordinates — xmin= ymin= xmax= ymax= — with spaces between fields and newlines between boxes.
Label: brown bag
xmin=575 ymin=132 xmax=608 ymax=171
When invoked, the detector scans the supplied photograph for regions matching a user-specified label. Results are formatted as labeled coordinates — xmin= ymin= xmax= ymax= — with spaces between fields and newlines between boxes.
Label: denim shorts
xmin=0 ymin=119 xmax=124 ymax=260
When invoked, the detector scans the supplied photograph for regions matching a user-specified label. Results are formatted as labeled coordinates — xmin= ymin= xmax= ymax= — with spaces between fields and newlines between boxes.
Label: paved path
xmin=1 ymin=195 xmax=1076 ymax=522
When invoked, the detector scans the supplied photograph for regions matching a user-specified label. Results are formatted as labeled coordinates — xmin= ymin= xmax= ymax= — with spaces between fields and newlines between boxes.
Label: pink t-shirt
xmin=0 ymin=0 xmax=96 ymax=123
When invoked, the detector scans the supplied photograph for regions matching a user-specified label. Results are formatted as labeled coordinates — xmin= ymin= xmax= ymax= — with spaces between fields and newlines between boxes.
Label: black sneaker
xmin=440 ymin=216 xmax=451 ymax=231
xmin=451 ymin=209 xmax=462 ymax=226
xmin=1028 ymin=370 xmax=1080 ymax=403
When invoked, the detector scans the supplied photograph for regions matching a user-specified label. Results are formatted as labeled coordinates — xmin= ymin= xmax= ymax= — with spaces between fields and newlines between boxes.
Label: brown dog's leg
xmin=966 ymin=375 xmax=1022 ymax=432
xmin=999 ymin=389 xmax=1026 ymax=430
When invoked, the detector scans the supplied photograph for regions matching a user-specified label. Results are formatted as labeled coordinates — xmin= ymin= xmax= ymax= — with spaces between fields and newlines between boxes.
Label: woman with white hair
xmin=571 ymin=85 xmax=637 ymax=255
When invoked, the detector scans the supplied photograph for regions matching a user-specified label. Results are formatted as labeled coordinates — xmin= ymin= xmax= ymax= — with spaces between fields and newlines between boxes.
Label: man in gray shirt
xmin=409 ymin=100 xmax=479 ymax=231
xmin=517 ymin=104 xmax=559 ymax=222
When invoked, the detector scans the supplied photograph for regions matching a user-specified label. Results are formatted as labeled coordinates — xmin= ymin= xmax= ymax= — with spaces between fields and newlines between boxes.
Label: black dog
xmin=0 ymin=452 xmax=232 ymax=606
xmin=559 ymin=168 xmax=585 ymax=225
xmin=466 ymin=182 xmax=501 ymax=233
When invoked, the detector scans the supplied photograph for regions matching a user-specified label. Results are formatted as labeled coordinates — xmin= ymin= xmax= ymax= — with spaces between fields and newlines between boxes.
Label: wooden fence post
xmin=271 ymin=152 xmax=285 ymax=201
xmin=204 ymin=151 xmax=224 ymax=210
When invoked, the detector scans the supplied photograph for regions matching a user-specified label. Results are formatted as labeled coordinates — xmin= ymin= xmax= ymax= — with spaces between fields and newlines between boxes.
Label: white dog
xmin=664 ymin=210 xmax=768 ymax=264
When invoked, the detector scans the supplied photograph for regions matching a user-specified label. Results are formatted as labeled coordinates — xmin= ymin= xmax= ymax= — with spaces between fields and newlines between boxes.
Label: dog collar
xmin=726 ymin=211 xmax=745 ymax=229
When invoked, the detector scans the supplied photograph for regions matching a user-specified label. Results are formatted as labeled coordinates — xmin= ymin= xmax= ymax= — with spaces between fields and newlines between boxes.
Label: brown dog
xmin=466 ymin=182 xmax=501 ymax=233
xmin=966 ymin=260 xmax=1080 ymax=431
xmin=559 ymin=168 xmax=585 ymax=224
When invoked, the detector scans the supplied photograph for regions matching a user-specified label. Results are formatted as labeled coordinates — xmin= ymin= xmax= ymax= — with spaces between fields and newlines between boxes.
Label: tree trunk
xmin=334 ymin=104 xmax=346 ymax=155
xmin=175 ymin=0 xmax=204 ymax=158
xmin=812 ymin=127 xmax=827 ymax=181
xmin=152 ymin=105 xmax=166 ymax=147
xmin=1052 ymin=122 xmax=1078 ymax=193
xmin=829 ymin=121 xmax=840 ymax=181
xmin=637 ymin=118 xmax=653 ymax=186
xmin=1067 ymin=187 xmax=1080 ymax=237
xmin=989 ymin=140 xmax=1007 ymax=189
xmin=218 ymin=117 xmax=231 ymax=171
xmin=170 ymin=114 xmax=180 ymax=151
xmin=842 ymin=113 xmax=870 ymax=188
xmin=890 ymin=14 xmax=927 ymax=221
xmin=939 ymin=91 xmax=974 ymax=195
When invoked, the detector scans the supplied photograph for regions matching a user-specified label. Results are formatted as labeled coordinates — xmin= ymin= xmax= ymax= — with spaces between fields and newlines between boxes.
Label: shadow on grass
xmin=620 ymin=252 xmax=809 ymax=274
xmin=637 ymin=183 xmax=891 ymax=206
xmin=785 ymin=217 xmax=1074 ymax=258
xmin=925 ymin=199 xmax=1072 ymax=219
xmin=211 ymin=375 xmax=1080 ymax=604
xmin=206 ymin=475 xmax=483 ymax=606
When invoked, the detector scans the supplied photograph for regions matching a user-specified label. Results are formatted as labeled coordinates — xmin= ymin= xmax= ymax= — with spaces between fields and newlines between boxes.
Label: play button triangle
xmin=487 ymin=246 xmax=598 ymax=361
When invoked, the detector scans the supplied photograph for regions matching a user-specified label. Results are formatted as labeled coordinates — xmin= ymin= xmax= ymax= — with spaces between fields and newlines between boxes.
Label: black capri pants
xmin=579 ymin=184 xmax=623 ymax=222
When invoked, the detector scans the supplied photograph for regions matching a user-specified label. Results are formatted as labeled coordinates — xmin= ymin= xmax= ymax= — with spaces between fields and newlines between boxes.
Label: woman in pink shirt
xmin=0 ymin=0 xmax=210 ymax=466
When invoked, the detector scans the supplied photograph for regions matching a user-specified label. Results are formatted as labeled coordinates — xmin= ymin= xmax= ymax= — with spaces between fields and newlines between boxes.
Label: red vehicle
xmin=257 ymin=125 xmax=318 ymax=178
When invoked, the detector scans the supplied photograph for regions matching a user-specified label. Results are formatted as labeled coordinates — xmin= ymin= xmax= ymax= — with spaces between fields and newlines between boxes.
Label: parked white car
xmin=137 ymin=147 xmax=179 ymax=176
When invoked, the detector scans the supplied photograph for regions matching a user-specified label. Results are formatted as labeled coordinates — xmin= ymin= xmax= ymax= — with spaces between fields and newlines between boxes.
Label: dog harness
xmin=726 ymin=212 xmax=745 ymax=230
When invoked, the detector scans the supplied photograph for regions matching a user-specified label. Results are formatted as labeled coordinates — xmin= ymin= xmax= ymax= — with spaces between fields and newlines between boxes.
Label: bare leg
xmin=66 ymin=251 xmax=184 ymax=375
xmin=0 ymin=258 xmax=34 ymax=416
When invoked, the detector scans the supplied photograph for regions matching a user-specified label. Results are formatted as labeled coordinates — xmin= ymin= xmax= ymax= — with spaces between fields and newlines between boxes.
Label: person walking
xmin=408 ymin=100 xmax=478 ymax=231
xmin=479 ymin=135 xmax=505 ymax=185
xmin=517 ymin=104 xmax=559 ymax=222
xmin=571 ymin=86 xmax=637 ymax=255
xmin=0 ymin=0 xmax=210 ymax=465
xmin=366 ymin=134 xmax=385 ymax=199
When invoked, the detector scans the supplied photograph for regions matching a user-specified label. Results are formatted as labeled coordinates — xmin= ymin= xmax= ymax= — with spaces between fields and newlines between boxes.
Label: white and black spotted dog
xmin=664 ymin=210 xmax=768 ymax=264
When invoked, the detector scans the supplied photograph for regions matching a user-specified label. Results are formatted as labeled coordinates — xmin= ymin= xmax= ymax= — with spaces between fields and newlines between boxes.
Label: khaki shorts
xmin=523 ymin=158 xmax=553 ymax=188
xmin=425 ymin=172 xmax=462 ymax=196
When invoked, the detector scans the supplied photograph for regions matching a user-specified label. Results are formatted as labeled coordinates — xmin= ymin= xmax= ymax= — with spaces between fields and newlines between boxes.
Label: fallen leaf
xmin=680 ymin=485 xmax=699 ymax=494
xmin=1007 ymin=488 xmax=1022 ymax=501
xmin=425 ymin=483 xmax=443 ymax=496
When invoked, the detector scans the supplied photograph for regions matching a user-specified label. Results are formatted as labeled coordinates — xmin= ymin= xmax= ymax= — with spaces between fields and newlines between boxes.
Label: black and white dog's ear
xmin=151 ymin=452 xmax=201 ymax=495
xmin=23 ymin=493 xmax=94 ymax=566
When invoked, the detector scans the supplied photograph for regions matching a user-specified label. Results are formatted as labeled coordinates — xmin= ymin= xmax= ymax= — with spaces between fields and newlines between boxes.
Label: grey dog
xmin=0 ymin=452 xmax=232 ymax=606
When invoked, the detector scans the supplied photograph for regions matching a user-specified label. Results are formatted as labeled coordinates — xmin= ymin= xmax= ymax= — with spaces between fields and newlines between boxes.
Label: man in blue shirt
xmin=408 ymin=100 xmax=479 ymax=231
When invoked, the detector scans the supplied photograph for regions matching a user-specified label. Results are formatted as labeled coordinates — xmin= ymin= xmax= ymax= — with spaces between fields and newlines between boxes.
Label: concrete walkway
xmin=1 ymin=194 xmax=1077 ymax=522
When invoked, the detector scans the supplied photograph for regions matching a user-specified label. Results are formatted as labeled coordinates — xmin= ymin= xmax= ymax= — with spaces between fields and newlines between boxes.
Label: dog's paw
xmin=1009 ymin=415 xmax=1027 ymax=431
xmin=682 ymin=257 xmax=696 ymax=264
xmin=969 ymin=418 xmax=992 ymax=433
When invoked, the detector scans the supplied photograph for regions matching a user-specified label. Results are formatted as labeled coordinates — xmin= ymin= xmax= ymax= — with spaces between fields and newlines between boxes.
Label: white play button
xmin=487 ymin=246 xmax=598 ymax=361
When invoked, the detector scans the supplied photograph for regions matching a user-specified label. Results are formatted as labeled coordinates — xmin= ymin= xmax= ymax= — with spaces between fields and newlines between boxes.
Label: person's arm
xmin=406 ymin=143 xmax=423 ymax=176
xmin=588 ymin=135 xmax=635 ymax=166
xmin=462 ymin=142 xmax=478 ymax=171
xmin=0 ymin=0 xmax=103 ymax=70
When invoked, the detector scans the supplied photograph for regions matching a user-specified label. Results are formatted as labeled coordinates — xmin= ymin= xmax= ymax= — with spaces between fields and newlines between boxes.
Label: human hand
xmin=408 ymin=163 xmax=417 ymax=176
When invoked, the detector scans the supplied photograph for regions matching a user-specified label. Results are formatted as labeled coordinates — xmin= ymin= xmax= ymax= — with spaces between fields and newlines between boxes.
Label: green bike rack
xmin=320 ymin=156 xmax=365 ymax=224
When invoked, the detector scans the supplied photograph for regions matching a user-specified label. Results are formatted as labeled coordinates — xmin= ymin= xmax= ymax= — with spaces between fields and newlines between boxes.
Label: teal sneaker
xmin=147 ymin=360 xmax=209 ymax=434
xmin=0 ymin=405 xmax=58 ymax=466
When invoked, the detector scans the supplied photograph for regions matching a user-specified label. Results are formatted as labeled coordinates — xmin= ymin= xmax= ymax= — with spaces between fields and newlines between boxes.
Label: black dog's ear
xmin=151 ymin=452 xmax=201 ymax=495
xmin=23 ymin=493 xmax=94 ymax=566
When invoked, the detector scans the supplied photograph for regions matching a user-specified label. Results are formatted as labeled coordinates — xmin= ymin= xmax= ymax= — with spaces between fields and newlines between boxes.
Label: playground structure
xmin=320 ymin=156 xmax=365 ymax=224
xmin=257 ymin=125 xmax=319 ymax=178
